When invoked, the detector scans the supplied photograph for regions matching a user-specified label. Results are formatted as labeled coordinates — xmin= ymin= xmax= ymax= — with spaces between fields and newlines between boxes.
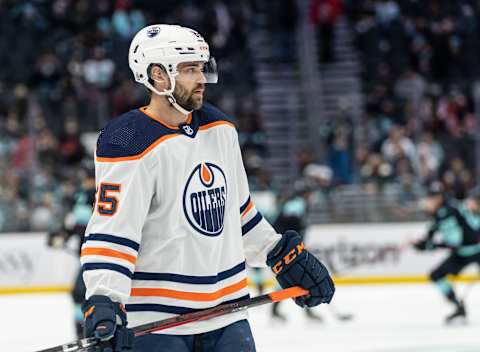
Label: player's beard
xmin=173 ymin=83 xmax=204 ymax=111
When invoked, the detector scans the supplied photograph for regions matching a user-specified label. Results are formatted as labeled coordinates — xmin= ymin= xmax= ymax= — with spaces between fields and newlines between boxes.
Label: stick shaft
xmin=35 ymin=286 xmax=308 ymax=352
xmin=133 ymin=286 xmax=308 ymax=336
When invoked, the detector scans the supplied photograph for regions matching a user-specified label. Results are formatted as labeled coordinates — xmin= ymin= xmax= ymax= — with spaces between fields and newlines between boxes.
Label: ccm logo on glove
xmin=271 ymin=242 xmax=305 ymax=274
xmin=267 ymin=230 xmax=335 ymax=307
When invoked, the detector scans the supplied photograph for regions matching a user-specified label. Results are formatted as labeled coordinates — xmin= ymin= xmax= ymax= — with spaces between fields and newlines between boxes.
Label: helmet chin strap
xmin=166 ymin=93 xmax=192 ymax=116
xmin=148 ymin=73 xmax=193 ymax=117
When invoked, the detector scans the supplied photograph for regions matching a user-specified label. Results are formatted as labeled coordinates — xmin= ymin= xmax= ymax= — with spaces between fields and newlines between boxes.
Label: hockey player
xmin=462 ymin=186 xmax=480 ymax=229
xmin=47 ymin=165 xmax=96 ymax=336
xmin=271 ymin=180 xmax=324 ymax=322
xmin=414 ymin=181 xmax=480 ymax=324
xmin=80 ymin=24 xmax=335 ymax=352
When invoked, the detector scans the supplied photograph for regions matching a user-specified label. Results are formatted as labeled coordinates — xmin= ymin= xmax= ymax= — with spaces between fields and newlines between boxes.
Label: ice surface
xmin=0 ymin=294 xmax=76 ymax=352
xmin=1 ymin=284 xmax=479 ymax=352
xmin=249 ymin=284 xmax=480 ymax=352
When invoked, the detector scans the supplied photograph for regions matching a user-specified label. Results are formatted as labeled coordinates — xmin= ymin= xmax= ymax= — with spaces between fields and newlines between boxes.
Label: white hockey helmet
xmin=128 ymin=24 xmax=218 ymax=115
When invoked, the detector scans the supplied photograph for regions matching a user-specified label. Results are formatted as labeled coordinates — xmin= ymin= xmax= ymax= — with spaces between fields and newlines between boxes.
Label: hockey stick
xmin=35 ymin=286 xmax=309 ymax=352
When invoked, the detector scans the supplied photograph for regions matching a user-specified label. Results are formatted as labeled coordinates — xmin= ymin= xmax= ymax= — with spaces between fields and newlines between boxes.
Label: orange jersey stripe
xmin=81 ymin=248 xmax=137 ymax=265
xmin=130 ymin=278 xmax=248 ymax=302
xmin=140 ymin=107 xmax=192 ymax=130
xmin=241 ymin=201 xmax=254 ymax=219
xmin=199 ymin=121 xmax=236 ymax=131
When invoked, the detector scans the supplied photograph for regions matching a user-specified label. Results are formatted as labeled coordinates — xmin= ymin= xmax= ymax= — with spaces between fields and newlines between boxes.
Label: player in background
xmin=248 ymin=190 xmax=279 ymax=297
xmin=460 ymin=186 xmax=480 ymax=230
xmin=271 ymin=180 xmax=324 ymax=322
xmin=80 ymin=24 xmax=335 ymax=352
xmin=47 ymin=165 xmax=96 ymax=336
xmin=414 ymin=181 xmax=480 ymax=324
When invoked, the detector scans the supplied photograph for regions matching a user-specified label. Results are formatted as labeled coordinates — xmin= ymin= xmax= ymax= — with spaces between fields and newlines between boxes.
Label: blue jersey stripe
xmin=241 ymin=212 xmax=263 ymax=236
xmin=125 ymin=294 xmax=250 ymax=315
xmin=132 ymin=261 xmax=246 ymax=284
xmin=82 ymin=263 xmax=133 ymax=279
xmin=84 ymin=233 xmax=140 ymax=252
xmin=239 ymin=196 xmax=251 ymax=214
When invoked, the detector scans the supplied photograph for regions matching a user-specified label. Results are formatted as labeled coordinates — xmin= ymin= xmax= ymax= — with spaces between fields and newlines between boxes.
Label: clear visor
xmin=176 ymin=57 xmax=218 ymax=84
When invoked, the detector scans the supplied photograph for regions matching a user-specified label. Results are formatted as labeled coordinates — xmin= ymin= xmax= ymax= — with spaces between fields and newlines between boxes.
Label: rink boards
xmin=0 ymin=233 xmax=78 ymax=294
xmin=305 ymin=222 xmax=480 ymax=284
xmin=1 ymin=223 xmax=479 ymax=294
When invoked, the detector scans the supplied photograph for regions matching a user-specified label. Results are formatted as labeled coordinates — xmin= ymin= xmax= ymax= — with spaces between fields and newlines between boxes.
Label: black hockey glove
xmin=267 ymin=230 xmax=335 ymax=308
xmin=82 ymin=295 xmax=134 ymax=352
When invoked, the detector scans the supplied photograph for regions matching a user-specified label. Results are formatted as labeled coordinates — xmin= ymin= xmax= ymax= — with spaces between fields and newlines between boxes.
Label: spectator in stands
xmin=268 ymin=0 xmax=298 ymax=63
xmin=296 ymin=148 xmax=333 ymax=195
xmin=381 ymin=125 xmax=418 ymax=175
xmin=394 ymin=69 xmax=426 ymax=111
xmin=0 ymin=1 xmax=265 ymax=232
xmin=58 ymin=118 xmax=85 ymax=166
xmin=374 ymin=0 xmax=400 ymax=25
xmin=111 ymin=78 xmax=146 ymax=117
xmin=437 ymin=89 xmax=475 ymax=139
xmin=327 ymin=127 xmax=352 ymax=184
xmin=30 ymin=193 xmax=56 ymax=231
xmin=359 ymin=152 xmax=393 ymax=193
xmin=82 ymin=47 xmax=116 ymax=89
xmin=111 ymin=0 xmax=146 ymax=39
xmin=442 ymin=157 xmax=474 ymax=200
xmin=310 ymin=0 xmax=343 ymax=63
xmin=349 ymin=0 xmax=479 ymax=199
xmin=416 ymin=131 xmax=444 ymax=183
xmin=36 ymin=127 xmax=59 ymax=168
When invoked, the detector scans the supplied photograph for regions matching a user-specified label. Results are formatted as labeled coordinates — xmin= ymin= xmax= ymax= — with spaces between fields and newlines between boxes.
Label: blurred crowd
xmin=2 ymin=0 xmax=480 ymax=231
xmin=318 ymin=0 xmax=480 ymax=201
xmin=0 ymin=0 xmax=264 ymax=232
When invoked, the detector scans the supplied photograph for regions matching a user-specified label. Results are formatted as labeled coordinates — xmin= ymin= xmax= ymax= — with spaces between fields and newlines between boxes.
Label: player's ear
xmin=150 ymin=65 xmax=170 ymax=90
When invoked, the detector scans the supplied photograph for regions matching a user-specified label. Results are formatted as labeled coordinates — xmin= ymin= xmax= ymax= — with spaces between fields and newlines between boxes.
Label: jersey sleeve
xmin=444 ymin=206 xmax=467 ymax=247
xmin=234 ymin=134 xmax=281 ymax=267
xmin=425 ymin=221 xmax=438 ymax=240
xmin=80 ymin=149 xmax=156 ymax=304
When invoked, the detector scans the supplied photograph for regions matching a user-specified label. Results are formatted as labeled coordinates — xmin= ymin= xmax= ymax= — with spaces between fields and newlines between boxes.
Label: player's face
xmin=174 ymin=62 xmax=206 ymax=111
xmin=465 ymin=198 xmax=480 ymax=213
xmin=419 ymin=195 xmax=442 ymax=214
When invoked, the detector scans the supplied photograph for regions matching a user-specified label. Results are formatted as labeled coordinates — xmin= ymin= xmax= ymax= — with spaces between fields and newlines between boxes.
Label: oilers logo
xmin=182 ymin=125 xmax=194 ymax=136
xmin=183 ymin=162 xmax=227 ymax=236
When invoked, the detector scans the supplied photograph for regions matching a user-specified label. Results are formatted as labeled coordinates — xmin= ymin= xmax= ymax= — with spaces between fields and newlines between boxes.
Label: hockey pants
xmin=430 ymin=252 xmax=480 ymax=281
xmin=133 ymin=319 xmax=256 ymax=352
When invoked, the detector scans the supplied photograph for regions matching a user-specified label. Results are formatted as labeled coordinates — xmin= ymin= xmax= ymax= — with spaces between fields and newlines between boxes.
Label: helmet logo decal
xmin=183 ymin=162 xmax=227 ymax=237
xmin=147 ymin=26 xmax=161 ymax=38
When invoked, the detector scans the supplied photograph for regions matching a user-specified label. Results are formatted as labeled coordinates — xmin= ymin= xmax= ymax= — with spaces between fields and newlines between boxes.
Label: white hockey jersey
xmin=81 ymin=102 xmax=281 ymax=334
